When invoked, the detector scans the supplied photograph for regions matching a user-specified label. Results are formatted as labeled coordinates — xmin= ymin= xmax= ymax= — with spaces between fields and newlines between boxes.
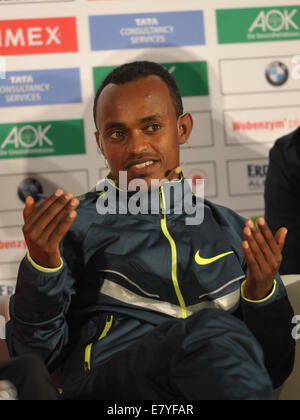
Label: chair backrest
xmin=281 ymin=275 xmax=300 ymax=316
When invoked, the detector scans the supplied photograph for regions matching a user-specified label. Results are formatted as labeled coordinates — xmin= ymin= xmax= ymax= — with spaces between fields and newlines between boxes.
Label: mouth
xmin=125 ymin=159 xmax=160 ymax=176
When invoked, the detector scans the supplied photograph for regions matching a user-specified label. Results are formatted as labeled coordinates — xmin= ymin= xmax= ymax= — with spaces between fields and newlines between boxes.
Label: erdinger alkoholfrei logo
xmin=265 ymin=61 xmax=289 ymax=86
xmin=18 ymin=177 xmax=43 ymax=203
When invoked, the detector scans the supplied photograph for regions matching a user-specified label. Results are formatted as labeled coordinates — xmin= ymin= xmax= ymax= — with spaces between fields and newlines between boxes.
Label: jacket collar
xmin=95 ymin=171 xmax=198 ymax=216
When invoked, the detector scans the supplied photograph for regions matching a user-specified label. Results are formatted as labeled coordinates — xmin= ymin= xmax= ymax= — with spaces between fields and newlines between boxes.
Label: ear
xmin=177 ymin=113 xmax=193 ymax=145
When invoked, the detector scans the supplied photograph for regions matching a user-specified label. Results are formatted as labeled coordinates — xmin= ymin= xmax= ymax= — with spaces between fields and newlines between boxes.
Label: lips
xmin=131 ymin=160 xmax=154 ymax=169
xmin=125 ymin=157 xmax=160 ymax=170
xmin=124 ymin=158 xmax=160 ymax=177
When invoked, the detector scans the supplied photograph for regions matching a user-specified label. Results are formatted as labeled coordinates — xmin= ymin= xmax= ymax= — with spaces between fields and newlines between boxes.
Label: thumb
xmin=275 ymin=227 xmax=288 ymax=252
xmin=23 ymin=196 xmax=35 ymax=222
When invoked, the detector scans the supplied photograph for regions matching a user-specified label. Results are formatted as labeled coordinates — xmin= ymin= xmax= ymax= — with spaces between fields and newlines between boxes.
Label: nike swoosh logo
xmin=195 ymin=250 xmax=234 ymax=265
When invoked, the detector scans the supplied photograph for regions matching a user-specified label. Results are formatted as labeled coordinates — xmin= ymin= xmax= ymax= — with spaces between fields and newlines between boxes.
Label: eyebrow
xmin=103 ymin=114 xmax=163 ymax=131
xmin=138 ymin=114 xmax=163 ymax=124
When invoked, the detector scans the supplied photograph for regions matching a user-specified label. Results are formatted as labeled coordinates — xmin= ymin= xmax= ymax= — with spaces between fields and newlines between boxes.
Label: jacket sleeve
xmin=237 ymin=272 xmax=295 ymax=389
xmin=215 ymin=203 xmax=296 ymax=389
xmin=6 ymin=253 xmax=77 ymax=372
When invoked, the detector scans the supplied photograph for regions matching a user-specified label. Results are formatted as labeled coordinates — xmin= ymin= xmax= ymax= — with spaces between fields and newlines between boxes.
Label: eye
xmin=144 ymin=123 xmax=161 ymax=133
xmin=109 ymin=130 xmax=126 ymax=141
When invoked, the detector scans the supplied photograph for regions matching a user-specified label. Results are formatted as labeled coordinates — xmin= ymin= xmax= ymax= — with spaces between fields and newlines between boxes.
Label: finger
xmin=256 ymin=217 xmax=281 ymax=256
xmin=23 ymin=196 xmax=36 ymax=222
xmin=275 ymin=227 xmax=288 ymax=252
xmin=246 ymin=219 xmax=279 ymax=266
xmin=242 ymin=240 xmax=261 ymax=279
xmin=25 ymin=189 xmax=64 ymax=227
xmin=48 ymin=209 xmax=78 ymax=245
xmin=25 ymin=191 xmax=75 ymax=236
xmin=37 ymin=198 xmax=79 ymax=243
xmin=244 ymin=225 xmax=274 ymax=273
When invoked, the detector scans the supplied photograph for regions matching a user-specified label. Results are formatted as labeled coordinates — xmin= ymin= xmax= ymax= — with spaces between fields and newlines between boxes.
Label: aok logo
xmin=249 ymin=9 xmax=299 ymax=33
xmin=1 ymin=125 xmax=53 ymax=149
xmin=0 ymin=17 xmax=78 ymax=55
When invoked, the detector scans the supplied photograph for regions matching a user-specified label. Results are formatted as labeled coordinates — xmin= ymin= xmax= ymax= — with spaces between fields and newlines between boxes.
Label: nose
xmin=126 ymin=130 xmax=148 ymax=155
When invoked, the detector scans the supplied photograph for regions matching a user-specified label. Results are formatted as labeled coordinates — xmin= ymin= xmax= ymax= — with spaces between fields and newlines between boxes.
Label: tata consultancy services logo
xmin=217 ymin=6 xmax=300 ymax=44
xmin=0 ymin=17 xmax=78 ymax=55
xmin=265 ymin=61 xmax=289 ymax=86
xmin=0 ymin=119 xmax=85 ymax=159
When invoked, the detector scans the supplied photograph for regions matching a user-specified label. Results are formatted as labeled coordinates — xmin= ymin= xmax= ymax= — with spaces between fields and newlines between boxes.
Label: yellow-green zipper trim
xmin=159 ymin=186 xmax=187 ymax=319
xmin=84 ymin=315 xmax=114 ymax=371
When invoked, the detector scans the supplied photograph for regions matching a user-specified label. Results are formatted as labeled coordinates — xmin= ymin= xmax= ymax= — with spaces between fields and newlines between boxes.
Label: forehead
xmin=96 ymin=75 xmax=176 ymax=127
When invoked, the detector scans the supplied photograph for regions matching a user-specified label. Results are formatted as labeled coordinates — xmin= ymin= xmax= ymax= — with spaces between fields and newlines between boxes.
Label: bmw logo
xmin=18 ymin=178 xmax=43 ymax=203
xmin=265 ymin=61 xmax=289 ymax=87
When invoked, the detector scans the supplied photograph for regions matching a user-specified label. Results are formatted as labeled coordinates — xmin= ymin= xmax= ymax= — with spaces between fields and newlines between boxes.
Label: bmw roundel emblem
xmin=265 ymin=61 xmax=289 ymax=87
xmin=18 ymin=177 xmax=43 ymax=203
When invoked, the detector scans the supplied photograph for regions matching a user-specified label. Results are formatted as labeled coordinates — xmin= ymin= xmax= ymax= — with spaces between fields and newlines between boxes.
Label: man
xmin=6 ymin=61 xmax=295 ymax=400
xmin=265 ymin=126 xmax=300 ymax=275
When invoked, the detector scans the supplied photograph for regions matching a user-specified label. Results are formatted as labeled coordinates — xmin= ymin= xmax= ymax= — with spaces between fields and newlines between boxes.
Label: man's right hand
xmin=22 ymin=189 xmax=80 ymax=269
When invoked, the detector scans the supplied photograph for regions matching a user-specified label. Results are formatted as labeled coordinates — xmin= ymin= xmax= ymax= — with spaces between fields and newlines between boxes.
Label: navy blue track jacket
xmin=6 ymin=176 xmax=295 ymax=391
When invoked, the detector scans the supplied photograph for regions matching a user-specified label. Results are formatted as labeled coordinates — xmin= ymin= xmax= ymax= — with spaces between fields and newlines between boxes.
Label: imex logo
xmin=0 ymin=17 xmax=78 ymax=56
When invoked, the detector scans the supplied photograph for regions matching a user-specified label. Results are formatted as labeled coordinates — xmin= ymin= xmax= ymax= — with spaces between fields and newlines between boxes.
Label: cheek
xmin=159 ymin=134 xmax=180 ymax=160
xmin=105 ymin=144 xmax=122 ymax=168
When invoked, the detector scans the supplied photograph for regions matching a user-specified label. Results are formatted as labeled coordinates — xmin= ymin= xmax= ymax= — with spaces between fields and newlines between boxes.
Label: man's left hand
xmin=242 ymin=217 xmax=287 ymax=301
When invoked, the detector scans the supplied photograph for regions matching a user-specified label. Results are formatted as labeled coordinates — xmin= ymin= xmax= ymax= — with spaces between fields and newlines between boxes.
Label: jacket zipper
xmin=84 ymin=314 xmax=114 ymax=371
xmin=159 ymin=186 xmax=187 ymax=319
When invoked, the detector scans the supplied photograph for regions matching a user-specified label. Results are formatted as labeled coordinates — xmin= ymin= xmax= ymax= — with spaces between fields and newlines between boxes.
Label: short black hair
xmin=93 ymin=61 xmax=183 ymax=130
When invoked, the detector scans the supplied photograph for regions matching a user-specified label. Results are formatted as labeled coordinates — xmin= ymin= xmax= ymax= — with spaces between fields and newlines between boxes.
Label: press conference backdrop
xmin=0 ymin=0 xmax=299 ymax=295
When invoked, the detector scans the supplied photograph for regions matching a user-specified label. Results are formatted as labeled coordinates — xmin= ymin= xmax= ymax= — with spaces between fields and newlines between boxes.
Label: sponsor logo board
xmin=224 ymin=106 xmax=300 ymax=145
xmin=89 ymin=11 xmax=205 ymax=51
xmin=217 ymin=6 xmax=300 ymax=44
xmin=0 ymin=119 xmax=85 ymax=159
xmin=0 ymin=68 xmax=82 ymax=107
xmin=0 ymin=170 xmax=89 ymax=212
xmin=0 ymin=17 xmax=78 ymax=55
xmin=227 ymin=158 xmax=268 ymax=196
xmin=220 ymin=56 xmax=300 ymax=95
xmin=93 ymin=61 xmax=209 ymax=97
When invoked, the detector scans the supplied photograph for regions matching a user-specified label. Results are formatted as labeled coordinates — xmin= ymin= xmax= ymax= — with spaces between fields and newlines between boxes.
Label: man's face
xmin=95 ymin=75 xmax=193 ymax=189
